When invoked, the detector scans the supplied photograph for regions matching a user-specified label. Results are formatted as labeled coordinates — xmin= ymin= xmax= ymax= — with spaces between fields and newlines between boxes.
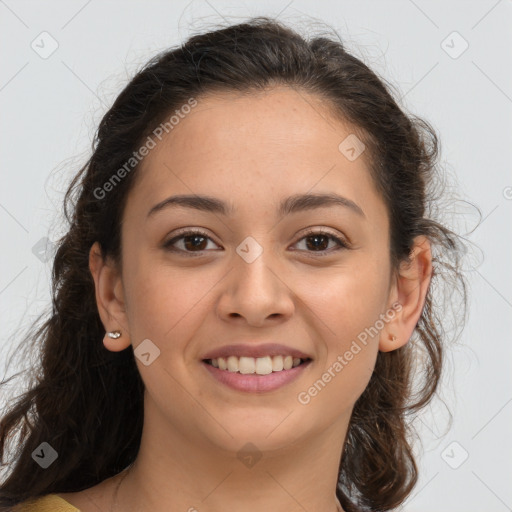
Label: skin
xmin=59 ymin=86 xmax=432 ymax=512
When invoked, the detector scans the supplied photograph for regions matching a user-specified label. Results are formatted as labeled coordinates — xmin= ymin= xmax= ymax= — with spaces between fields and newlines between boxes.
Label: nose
xmin=216 ymin=247 xmax=295 ymax=327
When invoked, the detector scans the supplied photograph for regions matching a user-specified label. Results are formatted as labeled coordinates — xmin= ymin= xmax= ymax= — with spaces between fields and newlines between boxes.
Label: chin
xmin=205 ymin=411 xmax=312 ymax=453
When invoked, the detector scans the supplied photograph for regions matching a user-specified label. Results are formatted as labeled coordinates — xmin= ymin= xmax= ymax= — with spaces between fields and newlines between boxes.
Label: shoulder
xmin=13 ymin=494 xmax=80 ymax=512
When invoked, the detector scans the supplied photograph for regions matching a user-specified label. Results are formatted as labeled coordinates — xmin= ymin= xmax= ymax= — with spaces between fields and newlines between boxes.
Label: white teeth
xmin=239 ymin=356 xmax=255 ymax=374
xmin=209 ymin=355 xmax=306 ymax=375
xmin=255 ymin=356 xmax=273 ymax=375
xmin=227 ymin=356 xmax=239 ymax=372
xmin=272 ymin=355 xmax=284 ymax=371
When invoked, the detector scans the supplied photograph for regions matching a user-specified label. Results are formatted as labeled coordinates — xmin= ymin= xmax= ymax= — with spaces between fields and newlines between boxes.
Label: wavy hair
xmin=0 ymin=16 xmax=469 ymax=512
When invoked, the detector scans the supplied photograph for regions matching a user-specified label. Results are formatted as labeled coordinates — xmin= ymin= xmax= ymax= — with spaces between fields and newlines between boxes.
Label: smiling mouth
xmin=203 ymin=355 xmax=312 ymax=375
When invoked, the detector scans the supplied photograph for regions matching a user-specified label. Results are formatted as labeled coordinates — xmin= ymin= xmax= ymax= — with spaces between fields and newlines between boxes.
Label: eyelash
xmin=163 ymin=228 xmax=350 ymax=257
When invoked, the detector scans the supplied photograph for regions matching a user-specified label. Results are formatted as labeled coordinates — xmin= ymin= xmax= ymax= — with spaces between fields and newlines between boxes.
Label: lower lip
xmin=202 ymin=360 xmax=312 ymax=393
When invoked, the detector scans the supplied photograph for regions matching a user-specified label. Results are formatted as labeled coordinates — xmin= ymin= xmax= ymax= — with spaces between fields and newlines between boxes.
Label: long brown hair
xmin=0 ymin=16 xmax=469 ymax=511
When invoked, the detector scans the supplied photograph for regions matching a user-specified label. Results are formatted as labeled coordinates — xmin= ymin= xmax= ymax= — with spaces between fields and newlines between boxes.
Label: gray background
xmin=1 ymin=1 xmax=511 ymax=510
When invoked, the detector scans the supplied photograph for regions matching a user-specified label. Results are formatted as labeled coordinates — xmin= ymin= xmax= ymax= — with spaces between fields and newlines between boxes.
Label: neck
xmin=112 ymin=399 xmax=350 ymax=512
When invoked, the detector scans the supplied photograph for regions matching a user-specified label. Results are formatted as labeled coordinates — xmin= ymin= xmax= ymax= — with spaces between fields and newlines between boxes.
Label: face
xmin=96 ymin=86 xmax=404 ymax=454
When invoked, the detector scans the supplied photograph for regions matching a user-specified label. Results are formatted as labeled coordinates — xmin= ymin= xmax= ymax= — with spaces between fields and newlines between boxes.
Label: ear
xmin=89 ymin=241 xmax=131 ymax=352
xmin=379 ymin=235 xmax=433 ymax=352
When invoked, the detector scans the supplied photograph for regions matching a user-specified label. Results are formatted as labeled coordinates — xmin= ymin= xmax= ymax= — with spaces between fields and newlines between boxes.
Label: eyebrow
xmin=146 ymin=192 xmax=366 ymax=219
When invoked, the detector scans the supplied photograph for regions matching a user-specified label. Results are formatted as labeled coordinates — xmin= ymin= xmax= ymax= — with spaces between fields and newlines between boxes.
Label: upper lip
xmin=202 ymin=343 xmax=313 ymax=361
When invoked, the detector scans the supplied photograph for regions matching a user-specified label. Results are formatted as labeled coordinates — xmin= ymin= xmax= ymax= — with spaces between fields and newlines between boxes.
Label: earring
xmin=107 ymin=330 xmax=122 ymax=339
xmin=390 ymin=334 xmax=397 ymax=342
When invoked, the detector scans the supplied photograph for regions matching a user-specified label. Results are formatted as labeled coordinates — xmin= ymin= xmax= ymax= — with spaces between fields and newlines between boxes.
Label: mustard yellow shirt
xmin=13 ymin=494 xmax=79 ymax=512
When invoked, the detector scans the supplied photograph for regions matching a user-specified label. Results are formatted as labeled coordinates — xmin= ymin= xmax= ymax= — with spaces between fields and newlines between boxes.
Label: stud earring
xmin=107 ymin=330 xmax=122 ymax=339
xmin=390 ymin=334 xmax=397 ymax=342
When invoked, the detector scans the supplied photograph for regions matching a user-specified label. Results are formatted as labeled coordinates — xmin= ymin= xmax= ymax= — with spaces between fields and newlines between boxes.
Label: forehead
xmin=150 ymin=86 xmax=363 ymax=161
xmin=125 ymin=86 xmax=384 ymax=223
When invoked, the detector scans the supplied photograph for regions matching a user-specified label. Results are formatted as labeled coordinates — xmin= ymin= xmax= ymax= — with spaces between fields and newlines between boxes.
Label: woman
xmin=0 ymin=16 xmax=468 ymax=512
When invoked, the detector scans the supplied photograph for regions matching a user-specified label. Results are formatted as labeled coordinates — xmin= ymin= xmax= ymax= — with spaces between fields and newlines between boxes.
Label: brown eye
xmin=163 ymin=228 xmax=349 ymax=257
xmin=293 ymin=229 xmax=349 ymax=255
xmin=163 ymin=230 xmax=219 ymax=255
xmin=182 ymin=234 xmax=208 ymax=251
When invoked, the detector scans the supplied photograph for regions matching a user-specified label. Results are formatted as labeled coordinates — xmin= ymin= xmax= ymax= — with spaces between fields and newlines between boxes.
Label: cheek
xmin=304 ymin=261 xmax=390 ymax=346
xmin=297 ymin=262 xmax=387 ymax=406
xmin=122 ymin=257 xmax=217 ymax=355
xmin=121 ymin=263 xmax=213 ymax=402
xmin=299 ymin=286 xmax=381 ymax=415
